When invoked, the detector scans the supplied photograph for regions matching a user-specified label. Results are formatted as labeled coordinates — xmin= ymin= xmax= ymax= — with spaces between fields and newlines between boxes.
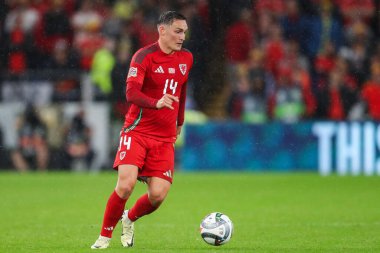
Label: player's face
xmin=161 ymin=19 xmax=188 ymax=52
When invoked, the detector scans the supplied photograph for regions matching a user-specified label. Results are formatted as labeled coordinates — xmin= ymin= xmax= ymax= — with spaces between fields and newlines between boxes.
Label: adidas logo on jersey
xmin=163 ymin=170 xmax=172 ymax=178
xmin=154 ymin=66 xmax=164 ymax=73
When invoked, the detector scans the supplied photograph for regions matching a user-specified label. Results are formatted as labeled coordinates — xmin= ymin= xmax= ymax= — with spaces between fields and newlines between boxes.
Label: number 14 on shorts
xmin=119 ymin=136 xmax=131 ymax=151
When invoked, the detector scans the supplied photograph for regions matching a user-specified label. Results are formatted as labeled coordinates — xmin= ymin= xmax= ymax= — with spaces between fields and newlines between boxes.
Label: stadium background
xmin=0 ymin=0 xmax=380 ymax=174
xmin=1 ymin=0 xmax=380 ymax=173
xmin=1 ymin=1 xmax=380 ymax=252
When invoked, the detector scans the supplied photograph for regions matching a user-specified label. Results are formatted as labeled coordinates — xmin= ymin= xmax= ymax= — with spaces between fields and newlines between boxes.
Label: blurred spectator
xmin=280 ymin=0 xmax=308 ymax=50
xmin=228 ymin=64 xmax=269 ymax=123
xmin=90 ymin=37 xmax=116 ymax=100
xmin=113 ymin=0 xmax=136 ymax=21
xmin=181 ymin=2 xmax=209 ymax=110
xmin=35 ymin=0 xmax=72 ymax=55
xmin=63 ymin=110 xmax=94 ymax=171
xmin=4 ymin=0 xmax=39 ymax=34
xmin=339 ymin=20 xmax=371 ymax=86
xmin=225 ymin=8 xmax=253 ymax=64
xmin=43 ymin=39 xmax=81 ymax=101
xmin=11 ymin=105 xmax=49 ymax=172
xmin=131 ymin=10 xmax=159 ymax=47
xmin=315 ymin=68 xmax=358 ymax=119
xmin=111 ymin=42 xmax=131 ymax=118
xmin=269 ymin=65 xmax=316 ymax=123
xmin=43 ymin=39 xmax=79 ymax=69
xmin=334 ymin=0 xmax=375 ymax=26
xmin=256 ymin=11 xmax=274 ymax=42
xmin=304 ymin=1 xmax=343 ymax=59
xmin=264 ymin=22 xmax=286 ymax=78
xmin=313 ymin=41 xmax=338 ymax=90
xmin=360 ymin=62 xmax=380 ymax=120
xmin=71 ymin=0 xmax=104 ymax=70
xmin=3 ymin=0 xmax=41 ymax=73
xmin=253 ymin=0 xmax=285 ymax=18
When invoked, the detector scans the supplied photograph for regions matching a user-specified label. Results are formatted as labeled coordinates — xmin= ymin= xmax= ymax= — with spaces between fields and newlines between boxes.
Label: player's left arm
xmin=177 ymin=52 xmax=193 ymax=136
xmin=177 ymin=81 xmax=187 ymax=136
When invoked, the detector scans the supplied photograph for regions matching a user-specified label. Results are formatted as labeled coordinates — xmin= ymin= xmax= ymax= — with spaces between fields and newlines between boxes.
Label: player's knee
xmin=116 ymin=181 xmax=135 ymax=199
xmin=148 ymin=189 xmax=167 ymax=207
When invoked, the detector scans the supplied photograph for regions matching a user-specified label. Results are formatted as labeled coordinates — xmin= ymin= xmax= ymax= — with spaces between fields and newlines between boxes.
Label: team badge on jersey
xmin=179 ymin=64 xmax=187 ymax=75
xmin=128 ymin=67 xmax=137 ymax=78
xmin=120 ymin=151 xmax=126 ymax=160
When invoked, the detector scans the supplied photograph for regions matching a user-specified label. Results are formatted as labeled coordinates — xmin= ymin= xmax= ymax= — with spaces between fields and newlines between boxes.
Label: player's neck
xmin=157 ymin=39 xmax=174 ymax=55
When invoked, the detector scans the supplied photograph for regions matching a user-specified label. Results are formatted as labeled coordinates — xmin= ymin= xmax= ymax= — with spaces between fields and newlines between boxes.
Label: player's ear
xmin=157 ymin=24 xmax=166 ymax=35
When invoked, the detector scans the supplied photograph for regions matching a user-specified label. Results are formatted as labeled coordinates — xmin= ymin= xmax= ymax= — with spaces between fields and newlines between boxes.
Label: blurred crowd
xmin=0 ymin=0 xmax=209 ymax=111
xmin=226 ymin=0 xmax=380 ymax=123
xmin=2 ymin=0 xmax=380 ymax=171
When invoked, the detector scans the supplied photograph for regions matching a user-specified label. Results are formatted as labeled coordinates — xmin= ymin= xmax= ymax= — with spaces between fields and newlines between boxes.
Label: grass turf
xmin=0 ymin=172 xmax=379 ymax=253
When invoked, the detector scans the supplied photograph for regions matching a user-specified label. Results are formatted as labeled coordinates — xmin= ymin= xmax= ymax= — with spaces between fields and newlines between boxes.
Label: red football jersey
xmin=124 ymin=42 xmax=193 ymax=142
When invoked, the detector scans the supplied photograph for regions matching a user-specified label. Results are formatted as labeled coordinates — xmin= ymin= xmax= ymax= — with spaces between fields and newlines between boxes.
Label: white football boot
xmin=91 ymin=235 xmax=111 ymax=249
xmin=121 ymin=210 xmax=135 ymax=247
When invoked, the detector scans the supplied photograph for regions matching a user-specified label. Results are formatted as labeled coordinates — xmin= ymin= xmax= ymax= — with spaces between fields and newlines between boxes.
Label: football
xmin=199 ymin=212 xmax=233 ymax=246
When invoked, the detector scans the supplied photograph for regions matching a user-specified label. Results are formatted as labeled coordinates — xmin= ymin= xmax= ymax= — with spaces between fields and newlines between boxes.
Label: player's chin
xmin=174 ymin=43 xmax=183 ymax=51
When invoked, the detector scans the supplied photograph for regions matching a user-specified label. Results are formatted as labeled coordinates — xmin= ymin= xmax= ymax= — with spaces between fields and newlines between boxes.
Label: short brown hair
xmin=157 ymin=11 xmax=186 ymax=26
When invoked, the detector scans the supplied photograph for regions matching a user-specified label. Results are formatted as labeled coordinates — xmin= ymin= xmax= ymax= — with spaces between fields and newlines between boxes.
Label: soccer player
xmin=91 ymin=11 xmax=193 ymax=249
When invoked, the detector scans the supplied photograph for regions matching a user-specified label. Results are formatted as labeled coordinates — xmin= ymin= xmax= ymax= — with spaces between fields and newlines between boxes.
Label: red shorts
xmin=113 ymin=130 xmax=175 ymax=183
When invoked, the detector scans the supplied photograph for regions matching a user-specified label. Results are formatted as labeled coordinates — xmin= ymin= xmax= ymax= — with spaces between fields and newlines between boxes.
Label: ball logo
xmin=179 ymin=64 xmax=187 ymax=75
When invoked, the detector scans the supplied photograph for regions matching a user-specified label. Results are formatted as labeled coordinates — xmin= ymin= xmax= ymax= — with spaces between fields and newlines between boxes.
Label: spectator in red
xmin=35 ymin=0 xmax=72 ymax=55
xmin=315 ymin=68 xmax=358 ymax=120
xmin=264 ymin=22 xmax=285 ymax=78
xmin=314 ymin=41 xmax=337 ymax=90
xmin=225 ymin=8 xmax=253 ymax=64
xmin=253 ymin=0 xmax=285 ymax=18
xmin=334 ymin=56 xmax=358 ymax=89
xmin=334 ymin=0 xmax=375 ymax=26
xmin=4 ymin=0 xmax=40 ymax=72
xmin=361 ymin=62 xmax=380 ymax=120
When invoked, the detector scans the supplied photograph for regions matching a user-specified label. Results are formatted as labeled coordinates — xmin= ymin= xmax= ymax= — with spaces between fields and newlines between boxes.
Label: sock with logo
xmin=127 ymin=194 xmax=158 ymax=222
xmin=100 ymin=190 xmax=128 ymax=238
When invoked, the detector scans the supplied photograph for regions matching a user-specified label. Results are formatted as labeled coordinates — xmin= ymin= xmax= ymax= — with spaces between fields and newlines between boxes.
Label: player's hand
xmin=156 ymin=94 xmax=179 ymax=110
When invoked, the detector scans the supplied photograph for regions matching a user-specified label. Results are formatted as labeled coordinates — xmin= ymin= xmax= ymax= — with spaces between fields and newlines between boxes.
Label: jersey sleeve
xmin=126 ymin=53 xmax=147 ymax=85
xmin=126 ymin=81 xmax=158 ymax=108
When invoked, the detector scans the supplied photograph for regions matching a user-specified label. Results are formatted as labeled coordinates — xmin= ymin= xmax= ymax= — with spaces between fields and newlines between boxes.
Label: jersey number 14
xmin=163 ymin=79 xmax=178 ymax=95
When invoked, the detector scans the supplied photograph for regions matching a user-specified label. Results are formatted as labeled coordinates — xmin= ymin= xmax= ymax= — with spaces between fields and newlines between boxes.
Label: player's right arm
xmin=126 ymin=82 xmax=179 ymax=110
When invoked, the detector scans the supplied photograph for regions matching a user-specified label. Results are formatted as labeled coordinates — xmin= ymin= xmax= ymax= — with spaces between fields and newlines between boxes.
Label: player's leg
xmin=121 ymin=138 xmax=174 ymax=247
xmin=91 ymin=165 xmax=138 ymax=249
xmin=129 ymin=176 xmax=171 ymax=219
xmin=121 ymin=177 xmax=171 ymax=247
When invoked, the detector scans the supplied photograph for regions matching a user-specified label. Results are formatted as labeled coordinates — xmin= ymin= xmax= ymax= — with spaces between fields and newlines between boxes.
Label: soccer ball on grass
xmin=199 ymin=212 xmax=233 ymax=246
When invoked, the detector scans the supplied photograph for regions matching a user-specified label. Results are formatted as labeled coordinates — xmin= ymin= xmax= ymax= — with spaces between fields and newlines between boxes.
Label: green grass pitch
xmin=0 ymin=171 xmax=379 ymax=253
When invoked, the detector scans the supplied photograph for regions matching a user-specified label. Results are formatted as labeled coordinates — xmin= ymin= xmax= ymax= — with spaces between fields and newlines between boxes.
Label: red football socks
xmin=100 ymin=190 xmax=127 ymax=238
xmin=128 ymin=194 xmax=158 ymax=222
